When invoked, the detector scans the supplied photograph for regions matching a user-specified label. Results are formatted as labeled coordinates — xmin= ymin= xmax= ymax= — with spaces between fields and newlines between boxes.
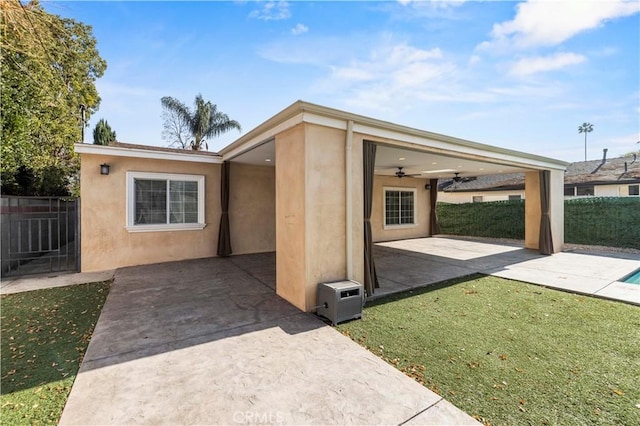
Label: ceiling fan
xmin=395 ymin=167 xmax=421 ymax=178
xmin=450 ymin=172 xmax=477 ymax=184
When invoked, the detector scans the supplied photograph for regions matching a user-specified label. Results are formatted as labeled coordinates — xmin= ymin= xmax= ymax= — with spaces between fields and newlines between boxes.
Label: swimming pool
xmin=621 ymin=268 xmax=640 ymax=284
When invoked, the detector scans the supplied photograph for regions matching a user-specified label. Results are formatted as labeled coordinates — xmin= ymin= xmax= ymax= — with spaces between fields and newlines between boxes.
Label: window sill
xmin=125 ymin=223 xmax=206 ymax=233
xmin=383 ymin=223 xmax=417 ymax=231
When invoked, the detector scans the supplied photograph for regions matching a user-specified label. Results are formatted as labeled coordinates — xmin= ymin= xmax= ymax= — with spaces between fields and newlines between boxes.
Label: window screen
xmin=385 ymin=190 xmax=415 ymax=226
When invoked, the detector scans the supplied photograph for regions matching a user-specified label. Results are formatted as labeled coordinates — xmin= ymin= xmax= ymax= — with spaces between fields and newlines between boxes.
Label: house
xmin=75 ymin=101 xmax=567 ymax=312
xmin=438 ymin=149 xmax=640 ymax=203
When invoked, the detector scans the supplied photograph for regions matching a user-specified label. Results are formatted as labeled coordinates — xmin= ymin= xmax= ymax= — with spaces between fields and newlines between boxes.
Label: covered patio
xmin=218 ymin=101 xmax=568 ymax=310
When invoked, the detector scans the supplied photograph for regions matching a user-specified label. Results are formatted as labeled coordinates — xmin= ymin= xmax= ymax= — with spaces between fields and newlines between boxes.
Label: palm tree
xmin=161 ymin=94 xmax=241 ymax=150
xmin=578 ymin=122 xmax=594 ymax=161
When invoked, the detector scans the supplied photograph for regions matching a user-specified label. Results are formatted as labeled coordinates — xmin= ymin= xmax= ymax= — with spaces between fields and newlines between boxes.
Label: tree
xmin=161 ymin=94 xmax=241 ymax=151
xmin=578 ymin=122 xmax=594 ymax=161
xmin=93 ymin=119 xmax=116 ymax=145
xmin=1 ymin=0 xmax=106 ymax=195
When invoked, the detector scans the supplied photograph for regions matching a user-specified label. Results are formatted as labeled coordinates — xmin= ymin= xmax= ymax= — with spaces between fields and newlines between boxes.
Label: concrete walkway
xmin=59 ymin=253 xmax=477 ymax=425
xmin=0 ymin=269 xmax=115 ymax=295
xmin=375 ymin=237 xmax=639 ymax=305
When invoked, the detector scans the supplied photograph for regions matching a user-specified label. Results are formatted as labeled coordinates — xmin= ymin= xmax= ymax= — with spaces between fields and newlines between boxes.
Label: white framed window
xmin=383 ymin=187 xmax=417 ymax=229
xmin=576 ymin=186 xmax=594 ymax=196
xmin=126 ymin=172 xmax=205 ymax=232
xmin=472 ymin=196 xmax=483 ymax=203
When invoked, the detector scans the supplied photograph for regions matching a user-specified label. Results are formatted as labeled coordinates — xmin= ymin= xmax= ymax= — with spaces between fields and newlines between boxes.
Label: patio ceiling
xmin=374 ymin=144 xmax=530 ymax=179
xmin=231 ymin=140 xmax=531 ymax=179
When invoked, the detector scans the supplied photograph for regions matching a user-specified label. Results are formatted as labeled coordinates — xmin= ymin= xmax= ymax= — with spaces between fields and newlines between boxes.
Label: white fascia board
xmin=302 ymin=112 xmax=348 ymax=130
xmin=221 ymin=113 xmax=304 ymax=160
xmin=74 ymin=144 xmax=222 ymax=164
xmin=351 ymin=123 xmax=568 ymax=171
xmin=217 ymin=99 xmax=567 ymax=171
xmin=298 ymin=109 xmax=566 ymax=171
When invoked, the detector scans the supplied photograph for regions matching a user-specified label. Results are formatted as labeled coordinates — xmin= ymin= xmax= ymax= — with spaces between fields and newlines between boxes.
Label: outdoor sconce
xmin=100 ymin=163 xmax=110 ymax=175
xmin=425 ymin=184 xmax=431 ymax=190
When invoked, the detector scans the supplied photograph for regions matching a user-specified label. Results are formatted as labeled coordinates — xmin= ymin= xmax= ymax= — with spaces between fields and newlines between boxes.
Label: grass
xmin=337 ymin=275 xmax=640 ymax=425
xmin=1 ymin=281 xmax=111 ymax=425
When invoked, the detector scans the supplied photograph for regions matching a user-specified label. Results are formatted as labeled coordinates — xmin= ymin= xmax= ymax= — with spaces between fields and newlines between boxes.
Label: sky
xmin=45 ymin=0 xmax=640 ymax=162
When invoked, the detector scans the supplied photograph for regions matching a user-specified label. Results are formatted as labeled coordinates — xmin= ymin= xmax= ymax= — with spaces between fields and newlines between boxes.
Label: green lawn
xmin=1 ymin=281 xmax=110 ymax=425
xmin=338 ymin=275 xmax=640 ymax=425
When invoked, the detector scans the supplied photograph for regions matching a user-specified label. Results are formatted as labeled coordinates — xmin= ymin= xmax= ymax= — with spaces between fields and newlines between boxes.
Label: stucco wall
xmin=229 ymin=163 xmax=275 ymax=254
xmin=439 ymin=190 xmax=525 ymax=204
xmin=80 ymin=154 xmax=220 ymax=272
xmin=304 ymin=124 xmax=347 ymax=310
xmin=371 ymin=175 xmax=430 ymax=242
xmin=275 ymin=124 xmax=307 ymax=310
xmin=275 ymin=123 xmax=360 ymax=312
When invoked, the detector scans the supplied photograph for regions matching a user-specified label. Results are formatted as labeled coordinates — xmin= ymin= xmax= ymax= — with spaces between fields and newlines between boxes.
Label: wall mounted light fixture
xmin=100 ymin=163 xmax=110 ymax=175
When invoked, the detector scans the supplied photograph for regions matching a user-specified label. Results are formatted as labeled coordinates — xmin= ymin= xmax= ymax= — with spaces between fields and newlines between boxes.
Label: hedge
xmin=436 ymin=200 xmax=525 ymax=240
xmin=564 ymin=197 xmax=639 ymax=249
xmin=436 ymin=197 xmax=640 ymax=249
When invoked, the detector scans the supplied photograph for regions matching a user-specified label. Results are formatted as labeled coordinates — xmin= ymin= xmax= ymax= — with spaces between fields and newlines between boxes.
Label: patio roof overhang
xmin=219 ymin=100 xmax=568 ymax=178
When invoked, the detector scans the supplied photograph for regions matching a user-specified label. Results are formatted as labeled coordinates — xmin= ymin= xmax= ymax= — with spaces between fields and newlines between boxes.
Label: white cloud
xmin=249 ymin=1 xmax=291 ymax=21
xmin=291 ymin=23 xmax=308 ymax=35
xmin=320 ymin=43 xmax=455 ymax=110
xmin=468 ymin=55 xmax=481 ymax=66
xmin=509 ymin=52 xmax=586 ymax=76
xmin=397 ymin=0 xmax=468 ymax=9
xmin=481 ymin=0 xmax=639 ymax=50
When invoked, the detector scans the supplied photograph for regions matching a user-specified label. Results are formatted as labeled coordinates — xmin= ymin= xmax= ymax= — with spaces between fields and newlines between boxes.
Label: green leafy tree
xmin=92 ymin=119 xmax=116 ymax=145
xmin=1 ymin=0 xmax=107 ymax=195
xmin=161 ymin=94 xmax=241 ymax=151
xmin=578 ymin=122 xmax=594 ymax=161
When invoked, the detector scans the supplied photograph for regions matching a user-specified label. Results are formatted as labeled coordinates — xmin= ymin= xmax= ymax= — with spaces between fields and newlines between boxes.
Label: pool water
xmin=621 ymin=268 xmax=640 ymax=284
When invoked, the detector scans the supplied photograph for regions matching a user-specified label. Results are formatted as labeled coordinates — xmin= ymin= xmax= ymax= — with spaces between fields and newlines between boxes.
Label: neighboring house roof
xmin=441 ymin=153 xmax=640 ymax=192
xmin=74 ymin=141 xmax=223 ymax=164
xmin=108 ymin=142 xmax=221 ymax=157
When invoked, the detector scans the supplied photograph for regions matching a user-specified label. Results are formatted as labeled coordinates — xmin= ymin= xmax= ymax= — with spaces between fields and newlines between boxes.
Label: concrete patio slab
xmin=486 ymin=266 xmax=613 ymax=294
xmin=375 ymin=237 xmax=639 ymax=305
xmin=59 ymin=254 xmax=478 ymax=425
xmin=595 ymin=281 xmax=640 ymax=304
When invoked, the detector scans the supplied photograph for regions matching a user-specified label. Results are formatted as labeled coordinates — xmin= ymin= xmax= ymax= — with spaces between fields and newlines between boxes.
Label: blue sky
xmin=47 ymin=0 xmax=639 ymax=162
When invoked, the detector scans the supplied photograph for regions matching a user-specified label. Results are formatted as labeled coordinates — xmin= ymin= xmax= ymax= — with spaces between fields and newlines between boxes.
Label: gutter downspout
xmin=346 ymin=120 xmax=354 ymax=280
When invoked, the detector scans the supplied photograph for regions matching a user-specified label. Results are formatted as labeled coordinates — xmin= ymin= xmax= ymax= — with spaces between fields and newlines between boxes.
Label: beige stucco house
xmin=75 ymin=101 xmax=568 ymax=312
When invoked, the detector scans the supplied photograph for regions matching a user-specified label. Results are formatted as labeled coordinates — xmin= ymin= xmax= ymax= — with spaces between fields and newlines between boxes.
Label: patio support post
xmin=363 ymin=141 xmax=379 ymax=296
xmin=429 ymin=179 xmax=440 ymax=236
xmin=539 ymin=170 xmax=554 ymax=255
xmin=217 ymin=161 xmax=232 ymax=257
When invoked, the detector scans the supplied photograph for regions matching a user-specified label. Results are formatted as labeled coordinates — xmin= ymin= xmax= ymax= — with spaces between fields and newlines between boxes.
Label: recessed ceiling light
xmin=431 ymin=162 xmax=437 ymax=165
xmin=399 ymin=157 xmax=406 ymax=161
xmin=457 ymin=165 xmax=463 ymax=168
xmin=422 ymin=169 xmax=457 ymax=174
xmin=479 ymin=168 xmax=485 ymax=171
xmin=265 ymin=159 xmax=271 ymax=162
